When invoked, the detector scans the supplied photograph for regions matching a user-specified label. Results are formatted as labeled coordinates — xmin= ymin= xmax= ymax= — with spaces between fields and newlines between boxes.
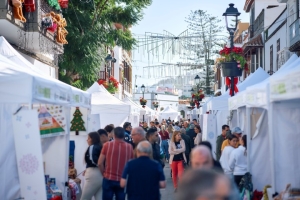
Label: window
xmin=277 ymin=39 xmax=280 ymax=52
xmin=270 ymin=45 xmax=273 ymax=72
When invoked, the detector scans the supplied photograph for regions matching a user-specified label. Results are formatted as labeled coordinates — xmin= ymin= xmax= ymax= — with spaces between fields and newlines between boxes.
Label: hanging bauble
xmin=47 ymin=22 xmax=57 ymax=32
xmin=58 ymin=0 xmax=68 ymax=9
xmin=24 ymin=0 xmax=35 ymax=12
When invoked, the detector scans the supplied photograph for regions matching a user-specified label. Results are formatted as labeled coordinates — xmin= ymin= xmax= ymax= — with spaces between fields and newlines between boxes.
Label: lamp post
xmin=141 ymin=84 xmax=146 ymax=122
xmin=223 ymin=3 xmax=240 ymax=97
xmin=105 ymin=54 xmax=117 ymax=79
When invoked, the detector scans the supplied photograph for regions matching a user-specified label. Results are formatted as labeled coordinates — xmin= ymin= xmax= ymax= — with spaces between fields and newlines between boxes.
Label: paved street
xmin=160 ymin=164 xmax=176 ymax=200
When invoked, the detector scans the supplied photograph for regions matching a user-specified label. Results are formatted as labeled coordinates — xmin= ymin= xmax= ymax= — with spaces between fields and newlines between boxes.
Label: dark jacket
xmin=181 ymin=133 xmax=192 ymax=156
xmin=124 ymin=130 xmax=134 ymax=148
xmin=152 ymin=142 xmax=164 ymax=168
xmin=85 ymin=144 xmax=101 ymax=168
xmin=216 ymin=135 xmax=225 ymax=161
xmin=186 ymin=129 xmax=197 ymax=148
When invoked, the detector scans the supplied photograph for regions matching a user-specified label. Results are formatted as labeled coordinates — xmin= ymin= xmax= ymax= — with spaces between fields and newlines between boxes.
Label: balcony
xmin=98 ymin=71 xmax=109 ymax=81
xmin=122 ymin=78 xmax=132 ymax=96
xmin=252 ymin=10 xmax=264 ymax=37
xmin=289 ymin=19 xmax=300 ymax=52
xmin=0 ymin=0 xmax=64 ymax=54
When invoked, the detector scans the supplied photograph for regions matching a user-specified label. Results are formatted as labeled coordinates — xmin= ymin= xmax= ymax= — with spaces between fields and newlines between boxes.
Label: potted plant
xmin=140 ymin=97 xmax=147 ymax=108
xmin=190 ymin=100 xmax=195 ymax=107
xmin=97 ymin=76 xmax=119 ymax=94
xmin=192 ymin=90 xmax=205 ymax=101
xmin=219 ymin=46 xmax=247 ymax=77
xmin=152 ymin=102 xmax=159 ymax=110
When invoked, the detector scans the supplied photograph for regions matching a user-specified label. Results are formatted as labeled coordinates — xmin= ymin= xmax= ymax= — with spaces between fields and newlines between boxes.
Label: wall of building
xmin=254 ymin=0 xmax=286 ymax=20
xmin=265 ymin=22 xmax=287 ymax=73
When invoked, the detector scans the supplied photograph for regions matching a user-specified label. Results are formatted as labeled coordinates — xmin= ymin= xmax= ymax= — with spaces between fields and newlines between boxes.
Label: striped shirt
xmin=101 ymin=140 xmax=134 ymax=181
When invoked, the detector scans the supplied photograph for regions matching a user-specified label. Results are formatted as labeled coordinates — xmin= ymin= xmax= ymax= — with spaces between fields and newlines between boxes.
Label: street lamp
xmin=141 ymin=84 xmax=146 ymax=122
xmin=194 ymin=75 xmax=200 ymax=91
xmin=223 ymin=3 xmax=240 ymax=97
xmin=105 ymin=54 xmax=117 ymax=79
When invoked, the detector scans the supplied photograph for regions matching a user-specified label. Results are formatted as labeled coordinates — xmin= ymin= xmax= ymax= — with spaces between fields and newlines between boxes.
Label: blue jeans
xmin=102 ymin=178 xmax=125 ymax=200
xmin=161 ymin=140 xmax=169 ymax=160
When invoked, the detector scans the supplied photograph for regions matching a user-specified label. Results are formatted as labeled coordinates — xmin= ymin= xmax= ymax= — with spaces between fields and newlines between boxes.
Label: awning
xmin=243 ymin=34 xmax=263 ymax=54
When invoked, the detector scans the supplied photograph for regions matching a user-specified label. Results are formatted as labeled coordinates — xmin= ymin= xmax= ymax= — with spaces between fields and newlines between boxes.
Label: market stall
xmin=159 ymin=106 xmax=179 ymax=121
xmin=268 ymin=59 xmax=300 ymax=193
xmin=0 ymin=54 xmax=91 ymax=200
xmin=123 ymin=97 xmax=143 ymax=127
xmin=87 ymin=83 xmax=131 ymax=127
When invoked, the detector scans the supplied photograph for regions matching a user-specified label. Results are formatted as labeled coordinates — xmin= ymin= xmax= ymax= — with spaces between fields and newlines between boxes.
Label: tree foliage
xmin=185 ymin=10 xmax=226 ymax=95
xmin=58 ymin=0 xmax=152 ymax=89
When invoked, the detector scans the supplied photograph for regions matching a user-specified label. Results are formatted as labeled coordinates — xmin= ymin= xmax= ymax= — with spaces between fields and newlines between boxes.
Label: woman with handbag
xmin=169 ymin=131 xmax=186 ymax=192
xmin=80 ymin=132 xmax=102 ymax=200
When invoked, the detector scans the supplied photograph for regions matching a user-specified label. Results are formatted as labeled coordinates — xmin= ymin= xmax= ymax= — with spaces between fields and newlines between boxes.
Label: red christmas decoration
xmin=58 ymin=0 xmax=68 ymax=8
xmin=47 ymin=22 xmax=57 ymax=32
xmin=24 ymin=0 xmax=35 ymax=12
xmin=225 ymin=77 xmax=239 ymax=96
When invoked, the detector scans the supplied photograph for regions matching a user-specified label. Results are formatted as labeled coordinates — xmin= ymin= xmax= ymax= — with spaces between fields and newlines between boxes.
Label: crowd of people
xmin=78 ymin=117 xmax=249 ymax=200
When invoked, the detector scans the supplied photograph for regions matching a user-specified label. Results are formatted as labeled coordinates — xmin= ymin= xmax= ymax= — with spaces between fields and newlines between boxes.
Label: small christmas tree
xmin=70 ymin=107 xmax=86 ymax=135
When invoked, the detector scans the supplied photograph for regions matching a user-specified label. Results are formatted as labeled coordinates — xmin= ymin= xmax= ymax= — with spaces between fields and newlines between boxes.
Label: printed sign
xmin=12 ymin=109 xmax=47 ymax=200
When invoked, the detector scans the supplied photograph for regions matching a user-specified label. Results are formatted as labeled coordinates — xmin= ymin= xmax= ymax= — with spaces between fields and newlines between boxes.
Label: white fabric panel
xmin=202 ymin=114 xmax=217 ymax=159
xmin=272 ymin=100 xmax=300 ymax=192
xmin=0 ymin=104 xmax=21 ymax=200
xmin=237 ymin=107 xmax=246 ymax=131
xmin=249 ymin=109 xmax=272 ymax=191
xmin=215 ymin=110 xmax=230 ymax=136
xmin=230 ymin=110 xmax=238 ymax=128
xmin=69 ymin=135 xmax=89 ymax=190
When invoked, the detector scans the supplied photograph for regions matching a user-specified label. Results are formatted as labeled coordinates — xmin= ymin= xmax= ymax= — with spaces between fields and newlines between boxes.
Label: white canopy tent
xmin=0 ymin=52 xmax=91 ymax=199
xmin=159 ymin=106 xmax=179 ymax=121
xmin=226 ymin=55 xmax=300 ymax=192
xmin=138 ymin=105 xmax=158 ymax=122
xmin=87 ymin=82 xmax=131 ymax=127
xmin=123 ymin=97 xmax=143 ymax=127
xmin=267 ymin=59 xmax=300 ymax=193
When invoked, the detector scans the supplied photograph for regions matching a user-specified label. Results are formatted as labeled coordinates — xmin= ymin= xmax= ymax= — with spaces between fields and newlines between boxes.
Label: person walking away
xmin=146 ymin=128 xmax=165 ymax=168
xmin=131 ymin=127 xmax=146 ymax=157
xmin=220 ymin=135 xmax=238 ymax=177
xmin=193 ymin=125 xmax=202 ymax=146
xmin=98 ymin=129 xmax=109 ymax=145
xmin=186 ymin=124 xmax=197 ymax=149
xmin=169 ymin=131 xmax=186 ymax=192
xmin=174 ymin=121 xmax=180 ymax=131
xmin=221 ymin=127 xmax=242 ymax=151
xmin=179 ymin=128 xmax=192 ymax=166
xmin=123 ymin=122 xmax=134 ymax=148
xmin=229 ymin=135 xmax=248 ymax=186
xmin=159 ymin=125 xmax=170 ymax=162
xmin=167 ymin=124 xmax=175 ymax=140
xmin=120 ymin=141 xmax=166 ymax=200
xmin=81 ymin=132 xmax=102 ymax=200
xmin=98 ymin=127 xmax=134 ymax=200
xmin=104 ymin=124 xmax=114 ymax=141
xmin=216 ymin=125 xmax=230 ymax=161
xmin=183 ymin=121 xmax=189 ymax=132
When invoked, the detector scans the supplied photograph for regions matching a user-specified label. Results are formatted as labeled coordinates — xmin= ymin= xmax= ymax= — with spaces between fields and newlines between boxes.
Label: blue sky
xmin=131 ymin=0 xmax=249 ymax=87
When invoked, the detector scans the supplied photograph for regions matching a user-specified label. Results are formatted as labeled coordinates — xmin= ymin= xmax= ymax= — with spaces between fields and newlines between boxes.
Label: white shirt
xmin=220 ymin=146 xmax=235 ymax=175
xmin=229 ymin=146 xmax=247 ymax=175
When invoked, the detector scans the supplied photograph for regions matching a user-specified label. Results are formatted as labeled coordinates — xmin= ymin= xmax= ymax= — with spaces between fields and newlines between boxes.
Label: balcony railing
xmin=98 ymin=71 xmax=108 ymax=80
xmin=252 ymin=10 xmax=264 ymax=37
xmin=122 ymin=78 xmax=132 ymax=94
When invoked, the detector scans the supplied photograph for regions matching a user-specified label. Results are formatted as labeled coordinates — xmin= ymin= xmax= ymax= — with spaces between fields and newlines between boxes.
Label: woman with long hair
xmin=159 ymin=125 xmax=170 ymax=162
xmin=193 ymin=124 xmax=202 ymax=146
xmin=167 ymin=124 xmax=175 ymax=139
xmin=81 ymin=132 xmax=102 ymax=200
xmin=169 ymin=131 xmax=186 ymax=192
xmin=220 ymin=134 xmax=238 ymax=177
xmin=229 ymin=135 xmax=248 ymax=186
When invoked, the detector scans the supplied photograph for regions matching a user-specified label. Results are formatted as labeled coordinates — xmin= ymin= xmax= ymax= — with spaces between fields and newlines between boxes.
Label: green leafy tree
xmin=59 ymin=0 xmax=152 ymax=89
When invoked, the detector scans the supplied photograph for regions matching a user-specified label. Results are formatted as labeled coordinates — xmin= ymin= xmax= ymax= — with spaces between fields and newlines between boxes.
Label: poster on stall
xmin=38 ymin=106 xmax=65 ymax=138
xmin=87 ymin=114 xmax=100 ymax=133
xmin=202 ymin=114 xmax=217 ymax=159
xmin=12 ymin=109 xmax=47 ymax=200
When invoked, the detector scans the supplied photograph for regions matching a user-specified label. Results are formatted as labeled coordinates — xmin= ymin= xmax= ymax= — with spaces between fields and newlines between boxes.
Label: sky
xmin=131 ymin=0 xmax=249 ymax=88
